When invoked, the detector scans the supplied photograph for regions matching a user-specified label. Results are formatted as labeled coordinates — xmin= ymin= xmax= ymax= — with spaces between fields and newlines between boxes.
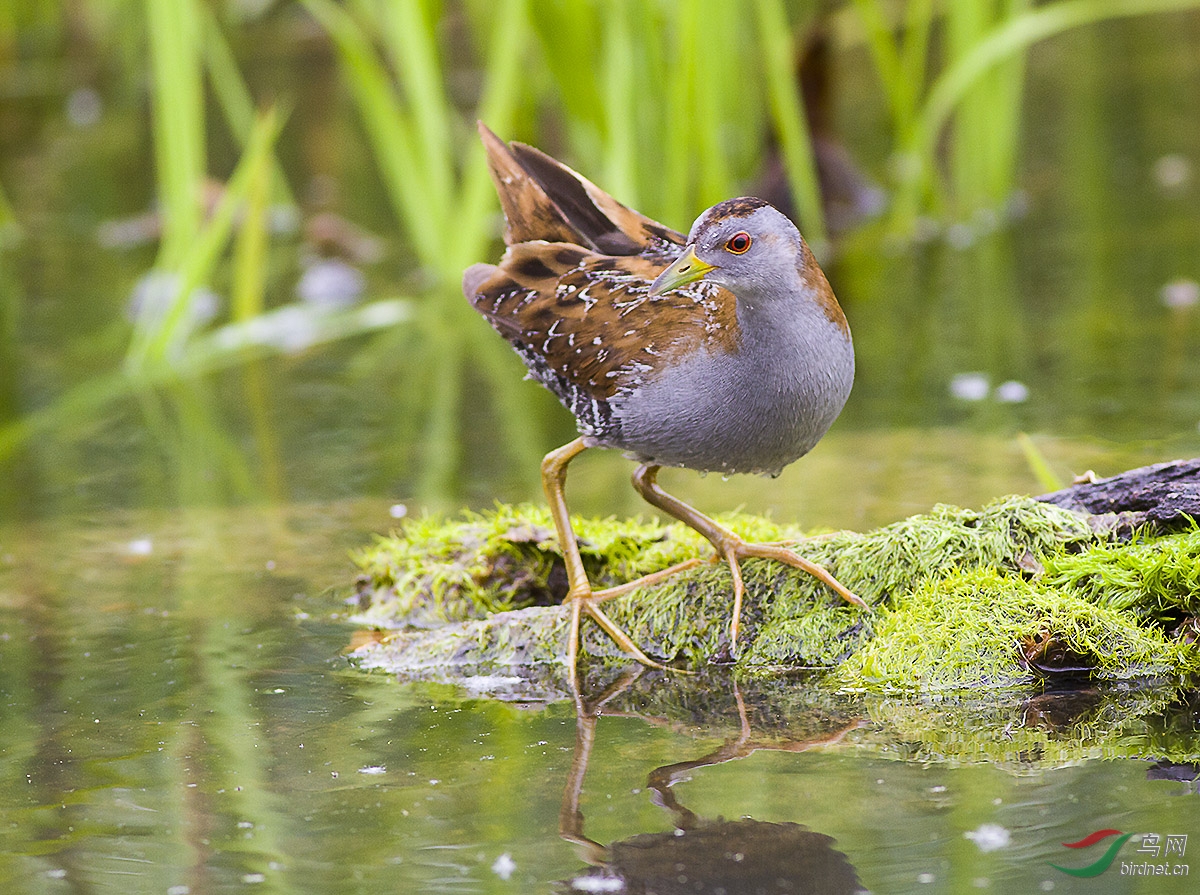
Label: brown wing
xmin=467 ymin=124 xmax=740 ymax=434
xmin=468 ymin=243 xmax=739 ymax=401
xmin=476 ymin=121 xmax=684 ymax=260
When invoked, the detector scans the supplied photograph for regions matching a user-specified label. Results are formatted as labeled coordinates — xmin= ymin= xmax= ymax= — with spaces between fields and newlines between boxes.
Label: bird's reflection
xmin=558 ymin=671 xmax=867 ymax=895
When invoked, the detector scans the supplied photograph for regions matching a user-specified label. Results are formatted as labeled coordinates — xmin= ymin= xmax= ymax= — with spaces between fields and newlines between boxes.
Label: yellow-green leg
xmin=541 ymin=438 xmax=673 ymax=672
xmin=632 ymin=464 xmax=866 ymax=653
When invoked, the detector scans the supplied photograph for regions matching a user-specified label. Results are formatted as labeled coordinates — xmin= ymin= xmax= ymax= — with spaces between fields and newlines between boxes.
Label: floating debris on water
xmin=950 ymin=372 xmax=990 ymax=401
xmin=994 ymin=380 xmax=1029 ymax=403
xmin=1153 ymin=153 xmax=1192 ymax=191
xmin=964 ymin=823 xmax=1012 ymax=852
xmin=1160 ymin=278 xmax=1199 ymax=309
xmin=491 ymin=852 xmax=517 ymax=880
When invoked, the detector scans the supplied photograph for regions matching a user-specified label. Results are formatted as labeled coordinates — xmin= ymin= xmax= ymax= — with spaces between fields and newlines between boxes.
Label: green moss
xmin=1042 ymin=522 xmax=1200 ymax=618
xmin=839 ymin=566 xmax=1199 ymax=692
xmin=352 ymin=503 xmax=703 ymax=627
xmin=349 ymin=497 xmax=1200 ymax=693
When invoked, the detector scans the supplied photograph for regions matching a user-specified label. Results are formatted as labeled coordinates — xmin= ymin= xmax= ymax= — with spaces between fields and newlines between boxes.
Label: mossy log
xmin=347 ymin=459 xmax=1200 ymax=695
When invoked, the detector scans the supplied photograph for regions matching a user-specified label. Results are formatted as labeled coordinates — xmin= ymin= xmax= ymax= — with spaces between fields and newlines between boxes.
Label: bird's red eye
xmin=726 ymin=231 xmax=752 ymax=254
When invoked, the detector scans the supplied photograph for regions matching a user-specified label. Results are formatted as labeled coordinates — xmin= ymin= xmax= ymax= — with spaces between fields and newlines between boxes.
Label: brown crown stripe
xmin=704 ymin=196 xmax=771 ymax=221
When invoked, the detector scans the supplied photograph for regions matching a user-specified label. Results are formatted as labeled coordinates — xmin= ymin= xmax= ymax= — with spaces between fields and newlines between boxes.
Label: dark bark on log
xmin=1037 ymin=458 xmax=1200 ymax=533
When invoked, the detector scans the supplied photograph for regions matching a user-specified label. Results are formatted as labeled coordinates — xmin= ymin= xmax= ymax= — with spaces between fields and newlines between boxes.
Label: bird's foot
xmin=565 ymin=590 xmax=690 ymax=674
xmin=724 ymin=540 xmax=867 ymax=610
xmin=710 ymin=536 xmax=869 ymax=660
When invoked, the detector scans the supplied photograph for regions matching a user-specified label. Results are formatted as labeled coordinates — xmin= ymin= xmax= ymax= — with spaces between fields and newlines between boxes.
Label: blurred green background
xmin=1 ymin=0 xmax=1198 ymax=531
xmin=1 ymin=3 xmax=1200 ymax=893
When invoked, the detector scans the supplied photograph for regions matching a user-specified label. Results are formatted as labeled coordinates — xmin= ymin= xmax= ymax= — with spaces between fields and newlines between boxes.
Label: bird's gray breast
xmin=602 ymin=306 xmax=854 ymax=475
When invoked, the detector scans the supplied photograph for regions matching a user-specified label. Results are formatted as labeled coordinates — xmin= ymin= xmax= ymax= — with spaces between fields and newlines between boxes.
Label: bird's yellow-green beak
xmin=648 ymin=245 xmax=718 ymax=296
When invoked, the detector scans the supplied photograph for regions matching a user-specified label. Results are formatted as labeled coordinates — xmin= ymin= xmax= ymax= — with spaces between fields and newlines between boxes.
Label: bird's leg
xmin=631 ymin=464 xmax=866 ymax=655
xmin=541 ymin=438 xmax=670 ymax=672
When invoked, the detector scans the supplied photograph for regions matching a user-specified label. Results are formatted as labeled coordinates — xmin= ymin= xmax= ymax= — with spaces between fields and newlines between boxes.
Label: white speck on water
xmin=972 ymin=877 xmax=992 ymax=888
xmin=126 ymin=537 xmax=154 ymax=557
xmin=389 ymin=503 xmax=408 ymax=519
xmin=167 ymin=886 xmax=190 ymax=895
xmin=357 ymin=766 xmax=386 ymax=775
xmin=1153 ymin=153 xmax=1191 ymax=190
xmin=459 ymin=674 xmax=523 ymax=693
xmin=994 ymin=380 xmax=1029 ymax=403
xmin=242 ymin=874 xmax=266 ymax=884
xmin=1039 ymin=881 xmax=1056 ymax=891
xmin=1160 ymin=278 xmax=1200 ymax=309
xmin=964 ymin=823 xmax=1011 ymax=852
xmin=950 ymin=373 xmax=989 ymax=401
xmin=918 ymin=872 xmax=936 ymax=883
xmin=568 ymin=873 xmax=626 ymax=893
xmin=66 ymin=87 xmax=103 ymax=128
xmin=492 ymin=853 xmax=517 ymax=880
xmin=45 ymin=869 xmax=67 ymax=880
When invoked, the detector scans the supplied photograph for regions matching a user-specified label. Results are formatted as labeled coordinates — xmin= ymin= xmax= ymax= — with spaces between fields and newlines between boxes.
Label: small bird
xmin=463 ymin=123 xmax=865 ymax=671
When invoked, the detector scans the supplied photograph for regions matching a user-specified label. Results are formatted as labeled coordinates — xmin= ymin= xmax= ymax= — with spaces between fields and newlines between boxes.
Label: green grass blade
xmin=126 ymin=108 xmax=286 ymax=373
xmin=0 ymin=177 xmax=19 ymax=246
xmin=230 ymin=114 xmax=273 ymax=324
xmin=944 ymin=0 xmax=991 ymax=213
xmin=600 ymin=1 xmax=638 ymax=207
xmin=692 ymin=0 xmax=737 ymax=210
xmin=444 ymin=0 xmax=528 ymax=274
xmin=755 ymin=0 xmax=826 ymax=249
xmin=200 ymin=4 xmax=296 ymax=208
xmin=527 ymin=0 xmax=604 ymax=133
xmin=300 ymin=0 xmax=437 ymax=268
xmin=1017 ymin=432 xmax=1065 ymax=493
xmin=371 ymin=0 xmax=454 ymax=220
xmin=893 ymin=0 xmax=1200 ymax=231
xmin=896 ymin=0 xmax=934 ymax=124
xmin=659 ymin=5 xmax=696 ymax=226
xmin=3 ymin=298 xmax=410 ymax=464
xmin=850 ymin=0 xmax=905 ymax=127
xmin=986 ymin=0 xmax=1033 ymax=201
xmin=146 ymin=0 xmax=205 ymax=270
xmin=179 ymin=299 xmax=412 ymax=376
